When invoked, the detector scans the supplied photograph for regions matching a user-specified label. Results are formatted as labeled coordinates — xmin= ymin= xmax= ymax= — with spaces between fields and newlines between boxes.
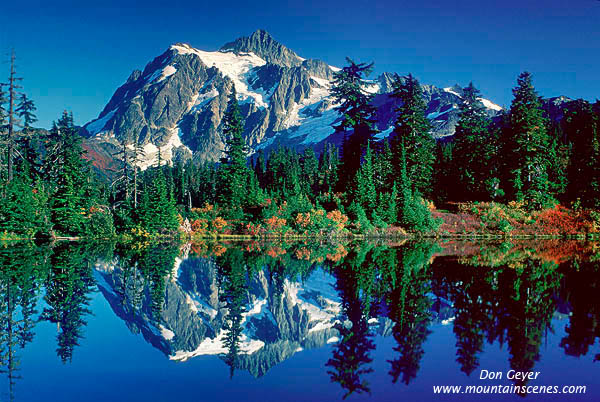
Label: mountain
xmin=81 ymin=30 xmax=503 ymax=169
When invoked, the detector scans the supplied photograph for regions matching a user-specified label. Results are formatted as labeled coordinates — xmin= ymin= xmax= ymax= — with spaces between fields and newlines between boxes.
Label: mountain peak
xmin=220 ymin=30 xmax=302 ymax=67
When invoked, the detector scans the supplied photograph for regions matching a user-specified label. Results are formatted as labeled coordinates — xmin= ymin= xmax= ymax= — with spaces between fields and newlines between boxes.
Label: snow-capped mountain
xmin=81 ymin=30 xmax=503 ymax=169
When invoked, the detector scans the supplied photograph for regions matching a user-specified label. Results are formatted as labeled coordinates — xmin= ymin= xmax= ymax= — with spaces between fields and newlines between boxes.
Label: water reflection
xmin=0 ymin=240 xmax=599 ymax=400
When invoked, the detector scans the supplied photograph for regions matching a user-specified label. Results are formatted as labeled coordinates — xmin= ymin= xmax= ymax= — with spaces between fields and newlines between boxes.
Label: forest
xmin=1 ymin=56 xmax=600 ymax=240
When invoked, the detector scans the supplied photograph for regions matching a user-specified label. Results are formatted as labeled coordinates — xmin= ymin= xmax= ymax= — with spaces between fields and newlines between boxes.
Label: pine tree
xmin=452 ymin=82 xmax=495 ymax=200
xmin=131 ymin=139 xmax=146 ymax=209
xmin=564 ymin=99 xmax=600 ymax=207
xmin=218 ymin=86 xmax=250 ymax=219
xmin=330 ymin=58 xmax=377 ymax=191
xmin=319 ymin=142 xmax=339 ymax=195
xmin=15 ymin=94 xmax=39 ymax=175
xmin=45 ymin=111 xmax=91 ymax=236
xmin=503 ymin=72 xmax=555 ymax=208
xmin=300 ymin=147 xmax=319 ymax=196
xmin=391 ymin=74 xmax=435 ymax=196
xmin=3 ymin=51 xmax=23 ymax=183
xmin=0 ymin=84 xmax=7 ymax=181
xmin=354 ymin=141 xmax=377 ymax=216
xmin=138 ymin=168 xmax=179 ymax=233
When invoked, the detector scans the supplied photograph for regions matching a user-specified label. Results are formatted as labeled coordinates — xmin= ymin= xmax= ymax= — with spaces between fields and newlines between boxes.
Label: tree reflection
xmin=326 ymin=244 xmax=376 ymax=399
xmin=0 ymin=245 xmax=49 ymax=400
xmin=559 ymin=258 xmax=600 ymax=361
xmin=41 ymin=243 xmax=95 ymax=363
xmin=216 ymin=247 xmax=248 ymax=378
xmin=500 ymin=260 xmax=561 ymax=392
xmin=386 ymin=243 xmax=436 ymax=384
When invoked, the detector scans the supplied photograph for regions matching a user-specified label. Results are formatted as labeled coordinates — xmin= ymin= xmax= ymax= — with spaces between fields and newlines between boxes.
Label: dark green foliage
xmin=387 ymin=244 xmax=435 ymax=384
xmin=40 ymin=244 xmax=95 ymax=363
xmin=564 ymin=99 xmax=600 ymax=207
xmin=503 ymin=72 xmax=556 ymax=208
xmin=217 ymin=248 xmax=248 ymax=378
xmin=218 ymin=86 xmax=253 ymax=219
xmin=397 ymin=140 xmax=440 ymax=232
xmin=319 ymin=143 xmax=340 ymax=195
xmin=354 ymin=141 xmax=377 ymax=216
xmin=391 ymin=74 xmax=435 ymax=196
xmin=0 ymin=245 xmax=49 ymax=393
xmin=327 ymin=246 xmax=377 ymax=399
xmin=452 ymin=82 xmax=498 ymax=200
xmin=0 ymin=172 xmax=49 ymax=237
xmin=137 ymin=168 xmax=179 ymax=233
xmin=15 ymin=94 xmax=37 ymax=128
xmin=331 ymin=58 xmax=377 ymax=191
xmin=44 ymin=112 xmax=93 ymax=236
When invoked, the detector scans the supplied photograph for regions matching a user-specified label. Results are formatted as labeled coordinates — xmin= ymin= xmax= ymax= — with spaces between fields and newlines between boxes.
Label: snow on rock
xmin=327 ymin=336 xmax=339 ymax=344
xmin=145 ymin=65 xmax=177 ymax=84
xmin=85 ymin=109 xmax=116 ymax=136
xmin=284 ymin=268 xmax=341 ymax=334
xmin=479 ymin=97 xmax=502 ymax=111
xmin=286 ymin=109 xmax=338 ymax=145
xmin=160 ymin=325 xmax=175 ymax=341
xmin=171 ymin=44 xmax=269 ymax=108
xmin=427 ymin=106 xmax=457 ymax=120
xmin=136 ymin=126 xmax=192 ymax=171
xmin=443 ymin=87 xmax=462 ymax=98
xmin=170 ymin=297 xmax=272 ymax=361
xmin=170 ymin=328 xmax=265 ymax=361
xmin=374 ymin=127 xmax=394 ymax=140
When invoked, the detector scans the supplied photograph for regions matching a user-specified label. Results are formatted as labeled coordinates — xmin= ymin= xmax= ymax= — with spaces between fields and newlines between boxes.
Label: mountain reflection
xmin=0 ymin=240 xmax=599 ymax=400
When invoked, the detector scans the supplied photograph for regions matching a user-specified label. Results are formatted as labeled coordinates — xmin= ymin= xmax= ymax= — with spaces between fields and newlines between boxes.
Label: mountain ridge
xmin=80 ymin=29 xmax=504 ymax=170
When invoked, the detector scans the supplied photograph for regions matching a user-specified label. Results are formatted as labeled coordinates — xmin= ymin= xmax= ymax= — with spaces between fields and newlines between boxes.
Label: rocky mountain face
xmin=81 ymin=30 xmax=503 ymax=169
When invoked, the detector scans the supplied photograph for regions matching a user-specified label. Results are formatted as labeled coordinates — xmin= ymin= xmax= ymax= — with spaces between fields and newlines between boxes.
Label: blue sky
xmin=0 ymin=0 xmax=599 ymax=129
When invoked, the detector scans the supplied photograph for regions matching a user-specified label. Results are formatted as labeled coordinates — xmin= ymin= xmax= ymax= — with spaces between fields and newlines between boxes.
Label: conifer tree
xmin=330 ymin=58 xmax=377 ymax=191
xmin=452 ymin=82 xmax=495 ymax=200
xmin=0 ymin=84 xmax=7 ymax=181
xmin=45 ymin=111 xmax=91 ymax=236
xmin=218 ymin=86 xmax=250 ymax=219
xmin=564 ymin=99 xmax=600 ymax=207
xmin=319 ymin=143 xmax=339 ymax=195
xmin=3 ymin=51 xmax=23 ymax=183
xmin=138 ymin=168 xmax=179 ymax=233
xmin=16 ymin=94 xmax=39 ymax=175
xmin=354 ymin=141 xmax=377 ymax=216
xmin=391 ymin=74 xmax=435 ymax=196
xmin=503 ymin=72 xmax=555 ymax=208
xmin=300 ymin=147 xmax=319 ymax=196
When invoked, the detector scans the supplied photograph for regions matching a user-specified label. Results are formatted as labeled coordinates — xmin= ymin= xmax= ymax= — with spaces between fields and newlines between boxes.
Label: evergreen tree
xmin=15 ymin=94 xmax=40 ymax=175
xmin=503 ymin=72 xmax=555 ymax=208
xmin=3 ymin=51 xmax=23 ymax=183
xmin=564 ymin=99 xmax=600 ymax=207
xmin=300 ymin=147 xmax=319 ymax=196
xmin=390 ymin=74 xmax=435 ymax=196
xmin=319 ymin=143 xmax=339 ymax=195
xmin=354 ymin=141 xmax=377 ymax=217
xmin=0 ymin=171 xmax=49 ymax=236
xmin=218 ymin=86 xmax=250 ymax=219
xmin=138 ymin=168 xmax=179 ymax=233
xmin=452 ymin=82 xmax=495 ymax=200
xmin=217 ymin=248 xmax=247 ymax=378
xmin=330 ymin=58 xmax=377 ymax=191
xmin=44 ymin=111 xmax=91 ymax=236
xmin=41 ymin=244 xmax=94 ymax=363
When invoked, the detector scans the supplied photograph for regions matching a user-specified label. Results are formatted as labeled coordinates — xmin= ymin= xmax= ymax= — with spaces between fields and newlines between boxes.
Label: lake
xmin=0 ymin=240 xmax=598 ymax=401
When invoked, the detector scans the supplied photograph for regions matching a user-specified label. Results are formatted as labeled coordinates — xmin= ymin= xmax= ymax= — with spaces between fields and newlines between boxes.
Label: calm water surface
xmin=0 ymin=241 xmax=599 ymax=401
